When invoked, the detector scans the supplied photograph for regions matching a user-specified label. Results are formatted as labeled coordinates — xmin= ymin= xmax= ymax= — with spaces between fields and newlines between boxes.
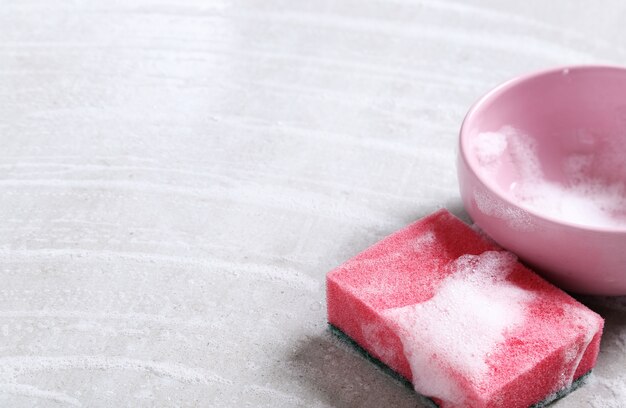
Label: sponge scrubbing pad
xmin=326 ymin=209 xmax=603 ymax=408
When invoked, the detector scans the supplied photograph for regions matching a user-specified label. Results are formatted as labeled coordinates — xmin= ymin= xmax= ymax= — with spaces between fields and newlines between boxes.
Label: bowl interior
xmin=462 ymin=66 xmax=626 ymax=229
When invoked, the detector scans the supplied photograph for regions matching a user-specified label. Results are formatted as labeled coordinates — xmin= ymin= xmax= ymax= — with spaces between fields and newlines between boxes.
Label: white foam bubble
xmin=382 ymin=251 xmax=534 ymax=406
xmin=361 ymin=322 xmax=395 ymax=363
xmin=474 ymin=131 xmax=508 ymax=167
xmin=473 ymin=188 xmax=533 ymax=231
xmin=412 ymin=228 xmax=436 ymax=250
xmin=473 ymin=127 xmax=626 ymax=228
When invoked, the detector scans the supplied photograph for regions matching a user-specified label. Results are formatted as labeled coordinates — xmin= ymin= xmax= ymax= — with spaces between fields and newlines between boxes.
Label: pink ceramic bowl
xmin=458 ymin=66 xmax=626 ymax=295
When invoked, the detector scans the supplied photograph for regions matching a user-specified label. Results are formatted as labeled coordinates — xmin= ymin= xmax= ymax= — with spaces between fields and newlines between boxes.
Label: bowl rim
xmin=459 ymin=64 xmax=626 ymax=234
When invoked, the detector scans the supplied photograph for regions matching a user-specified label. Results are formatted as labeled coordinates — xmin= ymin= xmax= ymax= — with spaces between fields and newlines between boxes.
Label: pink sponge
xmin=327 ymin=209 xmax=603 ymax=408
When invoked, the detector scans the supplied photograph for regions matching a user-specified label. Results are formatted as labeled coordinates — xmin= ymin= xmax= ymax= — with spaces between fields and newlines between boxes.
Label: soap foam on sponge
xmin=327 ymin=209 xmax=604 ymax=408
xmin=383 ymin=251 xmax=533 ymax=406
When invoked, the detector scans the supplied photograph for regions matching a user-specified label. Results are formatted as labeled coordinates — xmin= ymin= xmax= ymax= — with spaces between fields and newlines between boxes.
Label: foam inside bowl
xmin=464 ymin=67 xmax=626 ymax=229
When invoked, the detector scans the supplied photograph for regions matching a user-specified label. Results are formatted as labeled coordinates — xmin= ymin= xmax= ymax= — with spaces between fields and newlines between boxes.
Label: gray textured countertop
xmin=1 ymin=1 xmax=626 ymax=407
